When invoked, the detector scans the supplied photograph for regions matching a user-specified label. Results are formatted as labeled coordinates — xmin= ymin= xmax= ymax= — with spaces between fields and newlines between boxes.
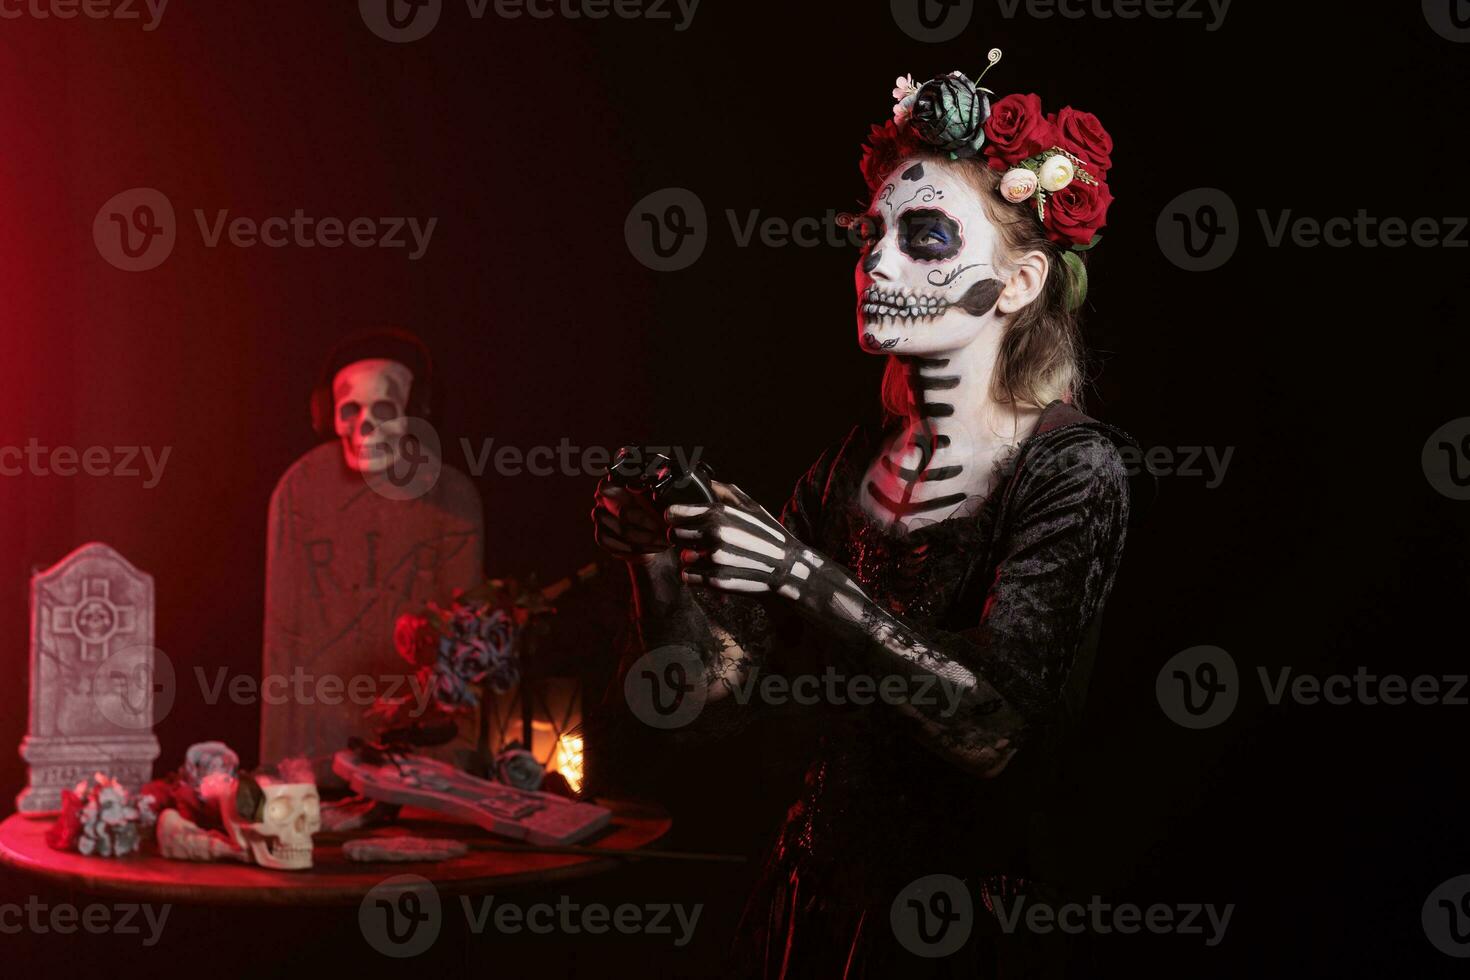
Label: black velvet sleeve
xmin=933 ymin=426 xmax=1131 ymax=745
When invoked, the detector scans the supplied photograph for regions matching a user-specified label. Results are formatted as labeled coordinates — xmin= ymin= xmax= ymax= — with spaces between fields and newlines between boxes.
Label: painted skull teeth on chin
xmin=861 ymin=285 xmax=950 ymax=322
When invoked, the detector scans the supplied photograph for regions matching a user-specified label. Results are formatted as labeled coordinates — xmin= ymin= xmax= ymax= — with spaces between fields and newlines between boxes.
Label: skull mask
xmin=855 ymin=156 xmax=1009 ymax=357
xmin=332 ymin=358 xmax=414 ymax=474
xmin=221 ymin=773 xmax=321 ymax=871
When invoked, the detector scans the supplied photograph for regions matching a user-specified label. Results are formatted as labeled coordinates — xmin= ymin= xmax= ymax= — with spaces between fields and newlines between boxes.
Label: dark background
xmin=1 ymin=0 xmax=1467 ymax=976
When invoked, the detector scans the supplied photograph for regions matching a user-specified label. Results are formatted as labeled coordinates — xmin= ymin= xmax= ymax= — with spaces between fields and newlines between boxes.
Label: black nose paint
xmin=901 ymin=163 xmax=925 ymax=182
xmin=956 ymin=278 xmax=1003 ymax=316
xmin=862 ymin=247 xmax=884 ymax=275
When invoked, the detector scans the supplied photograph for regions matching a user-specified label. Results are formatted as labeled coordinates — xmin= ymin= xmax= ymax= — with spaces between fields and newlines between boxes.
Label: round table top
xmin=0 ymin=799 xmax=671 ymax=906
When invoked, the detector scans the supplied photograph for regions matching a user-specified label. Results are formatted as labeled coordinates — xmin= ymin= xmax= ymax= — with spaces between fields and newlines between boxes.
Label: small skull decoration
xmin=332 ymin=357 xmax=414 ymax=474
xmin=221 ymin=773 xmax=321 ymax=871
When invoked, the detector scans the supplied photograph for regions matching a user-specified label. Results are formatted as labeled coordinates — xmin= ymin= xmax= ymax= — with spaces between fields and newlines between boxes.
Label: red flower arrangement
xmin=982 ymin=92 xmax=1115 ymax=248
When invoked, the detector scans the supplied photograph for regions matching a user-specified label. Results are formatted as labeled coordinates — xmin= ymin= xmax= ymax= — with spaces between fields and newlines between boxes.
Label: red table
xmin=0 ymin=799 xmax=672 ymax=906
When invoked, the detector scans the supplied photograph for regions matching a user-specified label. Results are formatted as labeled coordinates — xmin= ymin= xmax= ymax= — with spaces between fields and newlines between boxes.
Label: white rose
xmin=999 ymin=168 xmax=1038 ymax=203
xmin=1038 ymin=154 xmax=1075 ymax=192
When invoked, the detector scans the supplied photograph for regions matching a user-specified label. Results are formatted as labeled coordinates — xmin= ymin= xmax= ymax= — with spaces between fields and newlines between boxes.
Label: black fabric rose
xmin=909 ymin=72 xmax=991 ymax=158
xmin=495 ymin=743 xmax=545 ymax=791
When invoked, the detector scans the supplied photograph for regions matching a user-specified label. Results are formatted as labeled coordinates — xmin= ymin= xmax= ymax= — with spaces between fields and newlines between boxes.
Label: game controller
xmin=608 ymin=445 xmax=716 ymax=508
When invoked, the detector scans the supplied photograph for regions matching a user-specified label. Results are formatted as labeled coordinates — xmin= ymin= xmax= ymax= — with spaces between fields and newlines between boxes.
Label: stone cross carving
xmin=17 ymin=542 xmax=160 ymax=814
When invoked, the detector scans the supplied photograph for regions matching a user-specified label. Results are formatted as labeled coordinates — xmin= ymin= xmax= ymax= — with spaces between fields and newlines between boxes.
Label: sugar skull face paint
xmin=855 ymin=157 xmax=1006 ymax=356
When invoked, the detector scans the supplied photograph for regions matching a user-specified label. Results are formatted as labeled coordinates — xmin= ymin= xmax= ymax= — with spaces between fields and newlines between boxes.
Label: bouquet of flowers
xmin=46 ymin=773 xmax=160 ymax=858
xmin=389 ymin=582 xmax=530 ymax=717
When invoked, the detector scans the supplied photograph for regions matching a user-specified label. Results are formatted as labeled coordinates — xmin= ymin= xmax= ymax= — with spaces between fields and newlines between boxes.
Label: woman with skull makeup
xmin=591 ymin=59 xmax=1142 ymax=976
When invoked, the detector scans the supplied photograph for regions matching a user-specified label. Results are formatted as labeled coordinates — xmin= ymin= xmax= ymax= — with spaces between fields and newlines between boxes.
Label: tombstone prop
xmin=261 ymin=332 xmax=483 ymax=785
xmin=17 ymin=543 xmax=161 ymax=814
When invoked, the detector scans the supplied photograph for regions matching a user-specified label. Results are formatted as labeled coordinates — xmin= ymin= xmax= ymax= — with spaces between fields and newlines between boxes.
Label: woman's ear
xmin=996 ymin=249 xmax=1050 ymax=314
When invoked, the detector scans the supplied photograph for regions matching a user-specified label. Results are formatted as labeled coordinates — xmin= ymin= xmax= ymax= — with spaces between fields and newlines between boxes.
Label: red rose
xmin=46 ymin=788 xmax=84 ymax=851
xmin=393 ymin=612 xmax=440 ymax=669
xmin=1052 ymin=106 xmax=1112 ymax=177
xmin=983 ymin=93 xmax=1056 ymax=169
xmin=1043 ymin=178 xmax=1113 ymax=247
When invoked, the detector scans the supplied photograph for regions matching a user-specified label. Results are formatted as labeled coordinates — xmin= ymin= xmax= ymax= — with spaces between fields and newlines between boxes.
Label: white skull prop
xmin=332 ymin=357 xmax=414 ymax=473
xmin=855 ymin=156 xmax=1009 ymax=357
xmin=222 ymin=774 xmax=321 ymax=871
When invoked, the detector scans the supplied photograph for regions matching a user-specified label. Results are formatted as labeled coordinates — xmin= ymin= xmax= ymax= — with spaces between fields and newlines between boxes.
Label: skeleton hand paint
xmin=667 ymin=482 xmax=834 ymax=601
xmin=855 ymin=157 xmax=1006 ymax=356
xmin=672 ymin=480 xmax=1029 ymax=776
xmin=332 ymin=358 xmax=413 ymax=474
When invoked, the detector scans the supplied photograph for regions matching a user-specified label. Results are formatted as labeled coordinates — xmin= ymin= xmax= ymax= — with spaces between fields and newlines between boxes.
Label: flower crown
xmin=887 ymin=50 xmax=1114 ymax=309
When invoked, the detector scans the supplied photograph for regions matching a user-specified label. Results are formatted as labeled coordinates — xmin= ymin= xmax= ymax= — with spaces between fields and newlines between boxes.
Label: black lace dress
xmin=729 ymin=400 xmax=1140 ymax=978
